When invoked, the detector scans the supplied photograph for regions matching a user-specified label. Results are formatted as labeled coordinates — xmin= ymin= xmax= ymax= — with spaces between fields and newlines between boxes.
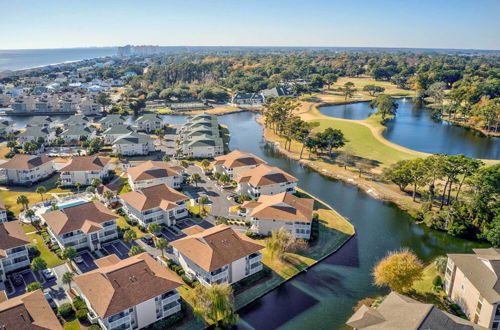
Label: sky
xmin=1 ymin=0 xmax=499 ymax=50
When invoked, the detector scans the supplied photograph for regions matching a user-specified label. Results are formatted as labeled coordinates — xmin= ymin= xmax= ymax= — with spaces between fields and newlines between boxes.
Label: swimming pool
xmin=45 ymin=200 xmax=88 ymax=213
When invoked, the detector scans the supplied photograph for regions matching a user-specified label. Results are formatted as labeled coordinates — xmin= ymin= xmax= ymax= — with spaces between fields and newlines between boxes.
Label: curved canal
xmin=319 ymin=99 xmax=500 ymax=159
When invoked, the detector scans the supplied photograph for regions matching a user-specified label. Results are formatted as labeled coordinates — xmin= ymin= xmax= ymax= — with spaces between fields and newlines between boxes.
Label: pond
xmin=318 ymin=99 xmax=500 ymax=159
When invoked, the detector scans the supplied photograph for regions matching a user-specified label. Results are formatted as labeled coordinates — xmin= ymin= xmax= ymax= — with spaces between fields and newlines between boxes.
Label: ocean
xmin=0 ymin=47 xmax=118 ymax=72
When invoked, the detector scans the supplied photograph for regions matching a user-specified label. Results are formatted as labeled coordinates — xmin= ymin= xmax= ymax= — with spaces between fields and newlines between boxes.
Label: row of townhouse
xmin=126 ymin=160 xmax=184 ymax=191
xmin=178 ymin=113 xmax=224 ymax=158
xmin=6 ymin=92 xmax=103 ymax=115
xmin=17 ymin=116 xmax=155 ymax=154
xmin=213 ymin=150 xmax=313 ymax=240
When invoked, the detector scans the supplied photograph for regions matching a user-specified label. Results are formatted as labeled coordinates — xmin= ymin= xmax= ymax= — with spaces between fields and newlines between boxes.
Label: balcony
xmin=248 ymin=252 xmax=262 ymax=263
xmin=161 ymin=291 xmax=180 ymax=305
xmin=107 ymin=314 xmax=131 ymax=330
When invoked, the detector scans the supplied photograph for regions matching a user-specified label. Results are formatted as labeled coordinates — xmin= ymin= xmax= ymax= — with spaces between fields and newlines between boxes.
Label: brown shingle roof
xmin=346 ymin=291 xmax=486 ymax=329
xmin=120 ymin=184 xmax=187 ymax=211
xmin=41 ymin=201 xmax=117 ymax=235
xmin=448 ymin=248 xmax=500 ymax=304
xmin=127 ymin=161 xmax=180 ymax=182
xmin=0 ymin=221 xmax=30 ymax=257
xmin=74 ymin=253 xmax=182 ymax=318
xmin=0 ymin=154 xmax=52 ymax=170
xmin=95 ymin=183 xmax=119 ymax=195
xmin=0 ymin=290 xmax=63 ymax=329
xmin=213 ymin=150 xmax=266 ymax=169
xmin=243 ymin=192 xmax=313 ymax=223
xmin=59 ymin=156 xmax=110 ymax=172
xmin=236 ymin=164 xmax=297 ymax=187
xmin=171 ymin=224 xmax=263 ymax=272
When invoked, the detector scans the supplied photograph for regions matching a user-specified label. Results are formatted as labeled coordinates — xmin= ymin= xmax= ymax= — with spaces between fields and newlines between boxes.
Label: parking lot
xmin=103 ymin=240 xmax=130 ymax=260
xmin=159 ymin=219 xmax=214 ymax=242
xmin=75 ymin=251 xmax=98 ymax=273
xmin=6 ymin=269 xmax=53 ymax=298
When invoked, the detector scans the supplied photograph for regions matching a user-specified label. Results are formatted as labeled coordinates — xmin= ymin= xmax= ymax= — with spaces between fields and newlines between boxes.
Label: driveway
xmin=75 ymin=251 xmax=98 ymax=273
xmin=102 ymin=240 xmax=130 ymax=260
xmin=46 ymin=263 xmax=72 ymax=306
xmin=184 ymin=165 xmax=238 ymax=220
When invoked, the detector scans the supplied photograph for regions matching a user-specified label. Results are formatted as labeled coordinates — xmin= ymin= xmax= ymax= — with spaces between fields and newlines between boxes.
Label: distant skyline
xmin=1 ymin=0 xmax=499 ymax=50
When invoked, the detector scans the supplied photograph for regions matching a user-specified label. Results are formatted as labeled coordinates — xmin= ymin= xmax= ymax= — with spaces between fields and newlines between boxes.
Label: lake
xmin=319 ymin=99 xmax=500 ymax=160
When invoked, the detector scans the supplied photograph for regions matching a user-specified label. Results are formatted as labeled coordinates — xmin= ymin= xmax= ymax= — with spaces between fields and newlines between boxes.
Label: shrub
xmin=432 ymin=275 xmax=443 ymax=289
xmin=72 ymin=297 xmax=86 ymax=311
xmin=88 ymin=325 xmax=102 ymax=330
xmin=57 ymin=303 xmax=73 ymax=318
xmin=4 ymin=151 xmax=15 ymax=159
xmin=353 ymin=298 xmax=376 ymax=311
xmin=138 ymin=225 xmax=146 ymax=232
xmin=181 ymin=275 xmax=195 ymax=287
xmin=76 ymin=308 xmax=89 ymax=321
xmin=151 ymin=311 xmax=184 ymax=329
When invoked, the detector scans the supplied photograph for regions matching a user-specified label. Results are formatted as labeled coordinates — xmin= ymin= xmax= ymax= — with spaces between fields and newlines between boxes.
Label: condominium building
xmin=0 ymin=221 xmax=30 ymax=282
xmin=120 ymin=184 xmax=188 ymax=227
xmin=75 ymin=253 xmax=183 ymax=330
xmin=59 ymin=156 xmax=112 ymax=186
xmin=242 ymin=192 xmax=313 ymax=239
xmin=0 ymin=154 xmax=55 ymax=186
xmin=42 ymin=201 xmax=118 ymax=251
xmin=445 ymin=248 xmax=500 ymax=329
xmin=236 ymin=164 xmax=298 ymax=199
xmin=213 ymin=150 xmax=266 ymax=179
xmin=127 ymin=161 xmax=183 ymax=190
xmin=171 ymin=224 xmax=263 ymax=287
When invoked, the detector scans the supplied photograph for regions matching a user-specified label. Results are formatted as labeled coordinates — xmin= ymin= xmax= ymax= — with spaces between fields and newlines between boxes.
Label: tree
xmin=25 ymin=209 xmax=36 ymax=225
xmin=7 ymin=140 xmax=17 ymax=152
xmin=427 ymin=81 xmax=447 ymax=111
xmin=128 ymin=245 xmax=144 ymax=256
xmin=91 ymin=178 xmax=101 ymax=187
xmin=190 ymin=173 xmax=201 ymax=187
xmin=434 ymin=256 xmax=448 ymax=275
xmin=201 ymin=159 xmax=211 ymax=172
xmin=129 ymin=99 xmax=146 ymax=116
xmin=155 ymin=128 xmax=165 ymax=144
xmin=31 ymin=257 xmax=47 ymax=275
xmin=363 ymin=85 xmax=385 ymax=96
xmin=369 ymin=94 xmax=398 ymax=121
xmin=341 ymin=82 xmax=355 ymax=100
xmin=198 ymin=195 xmax=209 ymax=216
xmin=63 ymin=247 xmax=77 ymax=264
xmin=190 ymin=284 xmax=239 ymax=328
xmin=266 ymin=228 xmax=292 ymax=261
xmin=96 ymin=93 xmax=112 ymax=111
xmin=35 ymin=186 xmax=46 ymax=201
xmin=147 ymin=223 xmax=161 ymax=237
xmin=383 ymin=161 xmax=412 ymax=192
xmin=405 ymin=158 xmax=429 ymax=202
xmin=123 ymin=229 xmax=137 ymax=244
xmin=16 ymin=195 xmax=29 ymax=211
xmin=103 ymin=190 xmax=116 ymax=203
xmin=372 ymin=249 xmax=424 ymax=293
xmin=162 ymin=155 xmax=171 ymax=162
xmin=156 ymin=238 xmax=169 ymax=257
xmin=62 ymin=271 xmax=74 ymax=290
xmin=337 ymin=145 xmax=355 ymax=170
xmin=324 ymin=73 xmax=338 ymax=89
xmin=74 ymin=182 xmax=82 ymax=193
xmin=316 ymin=127 xmax=346 ymax=157
xmin=26 ymin=282 xmax=43 ymax=292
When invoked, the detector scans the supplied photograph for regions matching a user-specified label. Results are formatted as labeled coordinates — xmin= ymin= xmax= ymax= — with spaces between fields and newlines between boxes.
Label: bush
xmin=88 ymin=324 xmax=102 ymax=330
xmin=432 ymin=275 xmax=443 ymax=289
xmin=4 ymin=151 xmax=15 ymax=159
xmin=57 ymin=303 xmax=74 ymax=318
xmin=151 ymin=311 xmax=184 ymax=329
xmin=72 ymin=296 xmax=86 ymax=311
xmin=181 ymin=275 xmax=196 ymax=287
xmin=76 ymin=308 xmax=89 ymax=321
xmin=138 ymin=225 xmax=146 ymax=232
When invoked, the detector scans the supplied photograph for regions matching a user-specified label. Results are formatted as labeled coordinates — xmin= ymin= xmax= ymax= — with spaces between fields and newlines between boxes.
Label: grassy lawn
xmin=187 ymin=203 xmax=211 ymax=216
xmin=0 ymin=190 xmax=53 ymax=216
xmin=63 ymin=319 xmax=80 ymax=330
xmin=27 ymin=231 xmax=64 ymax=268
xmin=116 ymin=215 xmax=148 ymax=238
xmin=0 ymin=145 xmax=11 ymax=160
xmin=235 ymin=188 xmax=354 ymax=308
xmin=22 ymin=224 xmax=36 ymax=233
xmin=409 ymin=261 xmax=448 ymax=310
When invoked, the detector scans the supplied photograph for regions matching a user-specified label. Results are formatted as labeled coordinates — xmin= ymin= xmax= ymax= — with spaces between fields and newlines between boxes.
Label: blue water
xmin=45 ymin=200 xmax=87 ymax=213
xmin=0 ymin=47 xmax=117 ymax=72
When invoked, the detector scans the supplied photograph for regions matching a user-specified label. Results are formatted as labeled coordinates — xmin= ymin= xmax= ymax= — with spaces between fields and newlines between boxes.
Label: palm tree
xmin=31 ymin=257 xmax=47 ymax=277
xmin=198 ymin=195 xmax=209 ymax=216
xmin=201 ymin=159 xmax=211 ymax=173
xmin=123 ymin=229 xmax=137 ymax=244
xmin=155 ymin=238 xmax=169 ymax=257
xmin=147 ymin=223 xmax=161 ymax=238
xmin=62 ymin=247 xmax=77 ymax=267
xmin=190 ymin=173 xmax=201 ymax=187
xmin=91 ymin=178 xmax=101 ymax=187
xmin=219 ymin=174 xmax=230 ymax=186
xmin=103 ymin=190 xmax=115 ymax=203
xmin=25 ymin=209 xmax=35 ymax=225
xmin=16 ymin=195 xmax=29 ymax=211
xmin=35 ymin=186 xmax=46 ymax=201
xmin=128 ymin=245 xmax=144 ymax=257
xmin=62 ymin=272 xmax=74 ymax=290
xmin=75 ymin=182 xmax=82 ymax=193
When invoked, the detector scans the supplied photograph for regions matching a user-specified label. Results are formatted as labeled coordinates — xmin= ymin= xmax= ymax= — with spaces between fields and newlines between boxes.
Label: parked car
xmin=42 ymin=268 xmax=56 ymax=280
xmin=74 ymin=256 xmax=84 ymax=264
xmin=43 ymin=292 xmax=57 ymax=309
xmin=11 ymin=273 xmax=23 ymax=285
xmin=141 ymin=236 xmax=154 ymax=247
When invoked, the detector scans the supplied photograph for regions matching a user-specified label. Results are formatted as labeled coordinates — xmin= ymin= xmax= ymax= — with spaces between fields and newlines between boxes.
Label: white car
xmin=42 ymin=268 xmax=56 ymax=280
xmin=74 ymin=256 xmax=84 ymax=264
